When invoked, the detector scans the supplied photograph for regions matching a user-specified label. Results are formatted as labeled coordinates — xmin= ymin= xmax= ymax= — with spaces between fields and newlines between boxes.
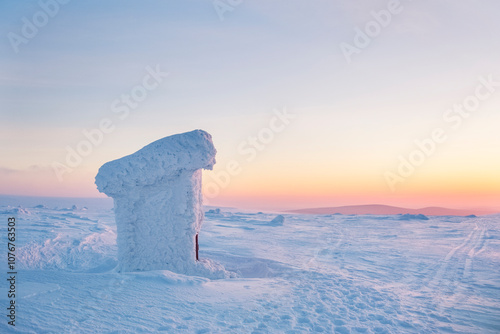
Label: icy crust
xmin=94 ymin=130 xmax=228 ymax=278
xmin=95 ymin=129 xmax=216 ymax=196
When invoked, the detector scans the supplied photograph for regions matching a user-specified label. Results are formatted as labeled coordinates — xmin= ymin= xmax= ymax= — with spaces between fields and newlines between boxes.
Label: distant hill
xmin=288 ymin=204 xmax=496 ymax=216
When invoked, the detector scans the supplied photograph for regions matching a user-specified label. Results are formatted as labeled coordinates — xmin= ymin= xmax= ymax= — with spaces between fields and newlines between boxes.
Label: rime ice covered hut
xmin=95 ymin=130 xmax=227 ymax=278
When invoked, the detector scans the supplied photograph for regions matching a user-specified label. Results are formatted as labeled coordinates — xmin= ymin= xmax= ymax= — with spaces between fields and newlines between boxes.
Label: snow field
xmin=0 ymin=198 xmax=499 ymax=333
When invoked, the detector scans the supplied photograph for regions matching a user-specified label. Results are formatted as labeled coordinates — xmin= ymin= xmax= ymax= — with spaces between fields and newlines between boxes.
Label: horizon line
xmin=1 ymin=193 xmax=498 ymax=214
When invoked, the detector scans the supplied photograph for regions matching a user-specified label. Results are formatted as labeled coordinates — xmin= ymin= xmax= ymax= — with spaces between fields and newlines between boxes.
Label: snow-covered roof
xmin=95 ymin=129 xmax=216 ymax=196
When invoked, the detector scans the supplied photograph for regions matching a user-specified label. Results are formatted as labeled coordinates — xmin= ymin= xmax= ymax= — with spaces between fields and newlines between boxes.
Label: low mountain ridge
xmin=289 ymin=204 xmax=495 ymax=216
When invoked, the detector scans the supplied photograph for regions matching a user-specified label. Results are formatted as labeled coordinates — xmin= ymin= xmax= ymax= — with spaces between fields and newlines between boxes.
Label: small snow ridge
xmin=59 ymin=204 xmax=80 ymax=211
xmin=217 ymin=255 xmax=290 ymax=278
xmin=270 ymin=215 xmax=285 ymax=226
xmin=19 ymin=282 xmax=61 ymax=299
xmin=0 ymin=206 xmax=31 ymax=215
xmin=206 ymin=208 xmax=221 ymax=215
xmin=131 ymin=270 xmax=210 ymax=286
xmin=399 ymin=213 xmax=429 ymax=221
xmin=60 ymin=212 xmax=93 ymax=221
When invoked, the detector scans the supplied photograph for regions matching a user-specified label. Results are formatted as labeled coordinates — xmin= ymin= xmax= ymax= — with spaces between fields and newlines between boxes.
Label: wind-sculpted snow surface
xmin=1 ymin=196 xmax=500 ymax=333
xmin=95 ymin=130 xmax=227 ymax=278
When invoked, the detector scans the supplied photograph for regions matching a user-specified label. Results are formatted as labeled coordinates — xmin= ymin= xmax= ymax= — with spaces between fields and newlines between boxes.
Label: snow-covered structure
xmin=95 ymin=130 xmax=227 ymax=278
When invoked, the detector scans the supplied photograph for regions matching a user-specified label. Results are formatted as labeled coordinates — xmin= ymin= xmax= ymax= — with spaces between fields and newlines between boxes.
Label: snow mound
xmin=18 ymin=229 xmax=118 ymax=272
xmin=95 ymin=130 xmax=229 ymax=278
xmin=399 ymin=213 xmax=429 ymax=220
xmin=0 ymin=205 xmax=31 ymax=215
xmin=270 ymin=215 xmax=285 ymax=226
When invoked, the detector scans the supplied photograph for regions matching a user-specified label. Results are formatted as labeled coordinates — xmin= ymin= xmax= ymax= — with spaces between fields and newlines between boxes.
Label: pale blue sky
xmin=1 ymin=0 xmax=499 ymax=209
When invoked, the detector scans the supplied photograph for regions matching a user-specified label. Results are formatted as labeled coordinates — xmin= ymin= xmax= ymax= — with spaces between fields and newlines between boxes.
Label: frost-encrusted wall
xmin=95 ymin=130 xmax=227 ymax=278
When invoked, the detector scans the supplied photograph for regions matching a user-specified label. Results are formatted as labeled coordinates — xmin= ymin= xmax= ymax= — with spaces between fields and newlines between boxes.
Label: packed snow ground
xmin=0 ymin=196 xmax=499 ymax=333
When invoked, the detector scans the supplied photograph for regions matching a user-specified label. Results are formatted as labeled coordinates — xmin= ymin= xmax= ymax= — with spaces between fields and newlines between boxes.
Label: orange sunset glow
xmin=1 ymin=0 xmax=499 ymax=215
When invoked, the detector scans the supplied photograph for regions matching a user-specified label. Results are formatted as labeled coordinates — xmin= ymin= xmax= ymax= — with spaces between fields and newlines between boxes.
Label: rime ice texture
xmin=95 ymin=130 xmax=227 ymax=278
